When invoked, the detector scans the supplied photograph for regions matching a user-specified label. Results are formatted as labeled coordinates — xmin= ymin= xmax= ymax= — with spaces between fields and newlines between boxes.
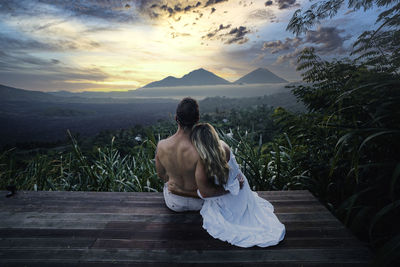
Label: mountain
xmin=0 ymin=84 xmax=116 ymax=103
xmin=48 ymin=90 xmax=76 ymax=97
xmin=234 ymin=68 xmax=288 ymax=84
xmin=143 ymin=68 xmax=231 ymax=88
xmin=0 ymin=84 xmax=62 ymax=102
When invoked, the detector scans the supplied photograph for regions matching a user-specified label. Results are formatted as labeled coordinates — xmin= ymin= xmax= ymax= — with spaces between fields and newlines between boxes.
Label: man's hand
xmin=168 ymin=181 xmax=181 ymax=195
xmin=168 ymin=182 xmax=199 ymax=199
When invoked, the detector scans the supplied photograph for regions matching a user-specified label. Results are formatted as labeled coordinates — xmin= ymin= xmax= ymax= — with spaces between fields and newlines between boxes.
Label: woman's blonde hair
xmin=191 ymin=123 xmax=229 ymax=185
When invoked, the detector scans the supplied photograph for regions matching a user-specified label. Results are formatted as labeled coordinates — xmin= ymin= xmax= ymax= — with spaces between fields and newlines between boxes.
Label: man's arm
xmin=168 ymin=182 xmax=199 ymax=198
xmin=155 ymin=143 xmax=168 ymax=182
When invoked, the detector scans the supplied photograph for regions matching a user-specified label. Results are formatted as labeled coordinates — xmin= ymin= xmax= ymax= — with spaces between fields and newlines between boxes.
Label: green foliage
xmin=0 ymin=149 xmax=14 ymax=188
xmin=0 ymin=131 xmax=161 ymax=192
xmin=220 ymin=129 xmax=307 ymax=191
xmin=285 ymin=1 xmax=400 ymax=264
xmin=278 ymin=56 xmax=400 ymax=265
xmin=0 ymin=105 xmax=284 ymax=193
xmin=287 ymin=0 xmax=399 ymax=36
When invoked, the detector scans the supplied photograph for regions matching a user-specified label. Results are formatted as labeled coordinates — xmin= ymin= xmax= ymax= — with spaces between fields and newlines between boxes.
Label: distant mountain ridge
xmin=234 ymin=68 xmax=288 ymax=84
xmin=0 ymin=84 xmax=128 ymax=103
xmin=143 ymin=67 xmax=288 ymax=88
xmin=0 ymin=84 xmax=61 ymax=102
xmin=143 ymin=68 xmax=231 ymax=88
xmin=1 ymin=67 xmax=290 ymax=101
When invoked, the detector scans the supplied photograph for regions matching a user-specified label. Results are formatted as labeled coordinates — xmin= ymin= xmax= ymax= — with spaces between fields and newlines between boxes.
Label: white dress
xmin=198 ymin=149 xmax=286 ymax=248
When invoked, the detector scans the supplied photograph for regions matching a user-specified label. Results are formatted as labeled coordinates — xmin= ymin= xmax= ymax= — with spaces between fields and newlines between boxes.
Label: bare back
xmin=156 ymin=131 xmax=199 ymax=192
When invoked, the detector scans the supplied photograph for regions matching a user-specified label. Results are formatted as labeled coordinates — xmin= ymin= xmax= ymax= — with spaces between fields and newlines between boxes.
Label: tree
xmin=281 ymin=1 xmax=400 ymax=265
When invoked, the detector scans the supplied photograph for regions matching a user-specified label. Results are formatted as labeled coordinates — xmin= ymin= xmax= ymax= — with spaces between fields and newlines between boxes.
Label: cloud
xmin=204 ymin=0 xmax=229 ymax=7
xmin=0 ymin=36 xmax=51 ymax=51
xmin=0 ymin=49 xmax=110 ymax=91
xmin=202 ymin=24 xmax=250 ymax=45
xmin=219 ymin=24 xmax=232 ymax=30
xmin=0 ymin=50 xmax=96 ymax=74
xmin=248 ymin=9 xmax=277 ymax=22
xmin=305 ymin=26 xmax=350 ymax=54
xmin=275 ymin=48 xmax=302 ymax=66
xmin=0 ymin=34 xmax=101 ymax=54
xmin=262 ymin=26 xmax=350 ymax=65
xmin=202 ymin=24 xmax=231 ymax=39
xmin=171 ymin=32 xmax=191 ymax=38
xmin=0 ymin=51 xmax=56 ymax=71
xmin=264 ymin=0 xmax=299 ymax=10
xmin=141 ymin=1 xmax=191 ymax=18
xmin=139 ymin=0 xmax=230 ymax=19
xmin=262 ymin=37 xmax=303 ymax=53
xmin=184 ymin=2 xmax=202 ymax=11
xmin=276 ymin=0 xmax=299 ymax=10
xmin=34 ymin=19 xmax=69 ymax=32
xmin=225 ymin=26 xmax=250 ymax=44
xmin=0 ymin=0 xmax=228 ymax=27
xmin=265 ymin=1 xmax=273 ymax=6
xmin=0 ymin=0 xmax=139 ymax=23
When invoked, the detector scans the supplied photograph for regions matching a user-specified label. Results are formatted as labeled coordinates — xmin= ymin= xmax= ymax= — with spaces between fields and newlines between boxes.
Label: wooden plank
xmin=89 ymin=237 xmax=364 ymax=250
xmin=0 ymin=200 xmax=324 ymax=210
xmin=0 ymin=236 xmax=363 ymax=250
xmin=0 ymin=237 xmax=95 ymax=248
xmin=0 ymin=212 xmax=339 ymax=229
xmin=0 ymin=227 xmax=354 ymax=241
xmin=0 ymin=248 xmax=371 ymax=263
xmin=0 ymin=219 xmax=345 ymax=237
xmin=0 ymin=199 xmax=322 ymax=207
xmin=0 ymin=205 xmax=328 ymax=215
xmin=0 ymin=228 xmax=103 ymax=238
xmin=0 ymin=219 xmax=344 ymax=231
xmin=102 ymin=221 xmax=345 ymax=230
xmin=0 ymin=210 xmax=337 ymax=223
xmin=0 ymin=261 xmax=370 ymax=267
xmin=0 ymin=190 xmax=317 ymax=202
xmin=1 ymin=194 xmax=318 ymax=203
xmin=0 ymin=190 xmax=312 ymax=197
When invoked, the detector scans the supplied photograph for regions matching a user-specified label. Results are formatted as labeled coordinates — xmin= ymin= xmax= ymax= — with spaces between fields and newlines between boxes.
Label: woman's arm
xmin=168 ymin=159 xmax=231 ymax=199
xmin=195 ymin=160 xmax=228 ymax=198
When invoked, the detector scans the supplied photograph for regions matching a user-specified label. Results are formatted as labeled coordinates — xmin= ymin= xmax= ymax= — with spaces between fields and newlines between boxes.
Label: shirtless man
xmin=155 ymin=97 xmax=227 ymax=212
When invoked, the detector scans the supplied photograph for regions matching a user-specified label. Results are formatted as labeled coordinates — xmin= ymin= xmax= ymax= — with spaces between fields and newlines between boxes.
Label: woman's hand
xmin=238 ymin=173 xmax=245 ymax=189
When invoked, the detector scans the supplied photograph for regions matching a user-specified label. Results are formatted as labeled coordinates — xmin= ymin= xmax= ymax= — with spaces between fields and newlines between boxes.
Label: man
xmin=155 ymin=97 xmax=227 ymax=212
xmin=155 ymin=97 xmax=203 ymax=212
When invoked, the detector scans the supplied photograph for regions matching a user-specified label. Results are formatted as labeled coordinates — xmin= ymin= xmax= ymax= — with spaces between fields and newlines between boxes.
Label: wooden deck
xmin=0 ymin=190 xmax=371 ymax=266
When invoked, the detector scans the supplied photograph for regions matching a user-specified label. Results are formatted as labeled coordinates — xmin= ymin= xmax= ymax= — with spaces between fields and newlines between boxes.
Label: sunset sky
xmin=0 ymin=0 xmax=381 ymax=92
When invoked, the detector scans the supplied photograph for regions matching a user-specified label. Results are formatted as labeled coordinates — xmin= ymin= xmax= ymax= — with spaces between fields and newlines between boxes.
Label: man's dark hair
xmin=176 ymin=97 xmax=199 ymax=129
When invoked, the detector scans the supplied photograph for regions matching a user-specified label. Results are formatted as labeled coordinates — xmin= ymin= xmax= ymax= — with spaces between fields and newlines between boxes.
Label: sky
xmin=0 ymin=0 xmax=382 ymax=92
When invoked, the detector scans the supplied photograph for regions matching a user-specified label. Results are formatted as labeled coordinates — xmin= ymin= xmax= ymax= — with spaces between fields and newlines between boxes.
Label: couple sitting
xmin=155 ymin=97 xmax=285 ymax=248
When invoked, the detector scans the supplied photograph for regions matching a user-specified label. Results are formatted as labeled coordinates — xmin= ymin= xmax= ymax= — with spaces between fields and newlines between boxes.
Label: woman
xmin=169 ymin=123 xmax=285 ymax=248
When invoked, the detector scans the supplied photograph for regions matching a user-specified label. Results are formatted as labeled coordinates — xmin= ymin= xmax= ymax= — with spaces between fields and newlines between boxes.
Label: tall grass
xmin=1 ymin=106 xmax=281 ymax=192
xmin=0 ymin=130 xmax=162 ymax=192
xmin=220 ymin=129 xmax=308 ymax=191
